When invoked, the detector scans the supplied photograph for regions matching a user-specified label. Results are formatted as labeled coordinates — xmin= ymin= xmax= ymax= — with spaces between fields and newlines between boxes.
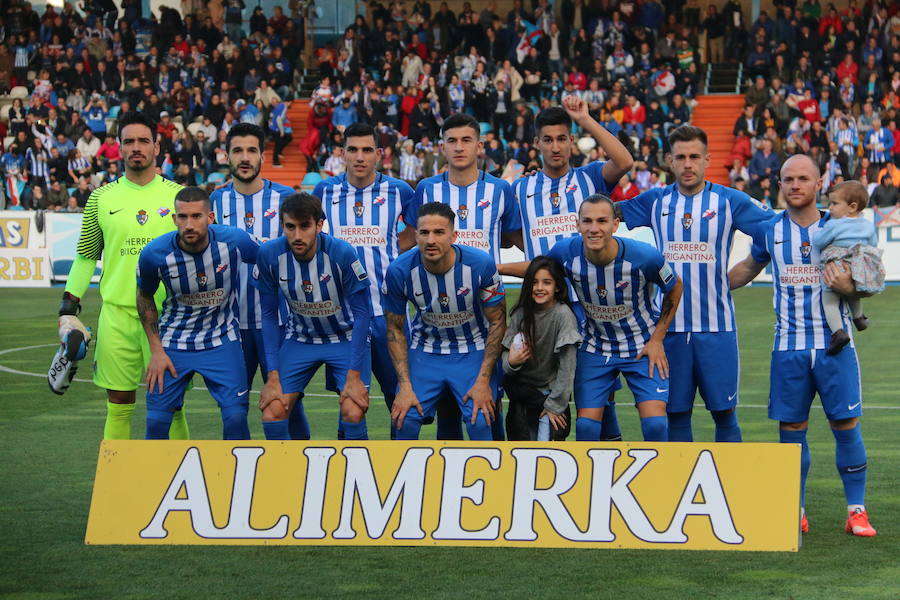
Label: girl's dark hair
xmin=512 ymin=256 xmax=570 ymax=351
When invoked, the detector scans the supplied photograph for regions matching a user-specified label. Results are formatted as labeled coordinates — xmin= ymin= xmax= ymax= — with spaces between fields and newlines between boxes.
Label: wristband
xmin=59 ymin=292 xmax=82 ymax=317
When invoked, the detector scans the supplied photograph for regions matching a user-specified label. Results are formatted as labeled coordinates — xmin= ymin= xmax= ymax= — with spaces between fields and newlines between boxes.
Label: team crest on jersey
xmin=373 ymin=195 xmax=386 ymax=206
xmin=458 ymin=205 xmax=469 ymax=220
xmin=703 ymin=209 xmax=717 ymax=220
xmin=550 ymin=192 xmax=561 ymax=208
xmin=353 ymin=201 xmax=365 ymax=217
xmin=244 ymin=212 xmax=255 ymax=228
xmin=457 ymin=286 xmax=470 ymax=298
xmin=136 ymin=210 xmax=148 ymax=225
xmin=597 ymin=285 xmax=607 ymax=298
xmin=264 ymin=208 xmax=277 ymax=219
xmin=157 ymin=207 xmax=170 ymax=217
xmin=438 ymin=293 xmax=450 ymax=307
xmin=196 ymin=272 xmax=208 ymax=286
xmin=800 ymin=241 xmax=812 ymax=257
xmin=302 ymin=279 xmax=314 ymax=294
xmin=616 ymin=280 xmax=630 ymax=290
xmin=682 ymin=212 xmax=693 ymax=229
xmin=319 ymin=273 xmax=331 ymax=283
xmin=477 ymin=198 xmax=490 ymax=209
xmin=215 ymin=263 xmax=227 ymax=273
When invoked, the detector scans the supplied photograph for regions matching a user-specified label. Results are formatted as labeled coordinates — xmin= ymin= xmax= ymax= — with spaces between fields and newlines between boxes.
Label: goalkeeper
xmin=58 ymin=112 xmax=189 ymax=440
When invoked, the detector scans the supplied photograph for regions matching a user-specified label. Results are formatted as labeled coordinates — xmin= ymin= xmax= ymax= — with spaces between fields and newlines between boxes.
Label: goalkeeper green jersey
xmin=69 ymin=175 xmax=182 ymax=314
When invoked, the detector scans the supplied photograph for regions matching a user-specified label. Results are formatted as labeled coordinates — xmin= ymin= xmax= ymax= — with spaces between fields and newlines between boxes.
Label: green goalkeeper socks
xmin=170 ymin=407 xmax=190 ymax=440
xmin=103 ymin=402 xmax=135 ymax=440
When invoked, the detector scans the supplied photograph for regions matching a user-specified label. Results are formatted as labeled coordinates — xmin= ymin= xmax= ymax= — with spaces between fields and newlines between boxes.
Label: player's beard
xmin=231 ymin=161 xmax=261 ymax=184
xmin=125 ymin=153 xmax=155 ymax=174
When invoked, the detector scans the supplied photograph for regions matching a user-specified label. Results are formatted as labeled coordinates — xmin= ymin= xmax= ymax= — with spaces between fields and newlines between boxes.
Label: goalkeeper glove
xmin=49 ymin=293 xmax=92 ymax=395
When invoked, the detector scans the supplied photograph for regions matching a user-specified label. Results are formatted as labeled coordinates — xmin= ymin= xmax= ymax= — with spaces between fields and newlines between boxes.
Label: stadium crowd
xmin=1 ymin=0 xmax=899 ymax=211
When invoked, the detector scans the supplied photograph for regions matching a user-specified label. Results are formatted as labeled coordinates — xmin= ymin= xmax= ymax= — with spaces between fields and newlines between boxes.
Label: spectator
xmin=268 ymin=97 xmax=292 ymax=167
xmin=95 ymin=134 xmax=121 ymax=169
xmin=72 ymin=177 xmax=92 ymax=208
xmin=871 ymin=175 xmax=900 ymax=209
xmin=46 ymin=179 xmax=68 ymax=211
xmin=749 ymin=138 xmax=780 ymax=188
xmin=610 ymin=173 xmax=639 ymax=202
xmin=866 ymin=118 xmax=894 ymax=170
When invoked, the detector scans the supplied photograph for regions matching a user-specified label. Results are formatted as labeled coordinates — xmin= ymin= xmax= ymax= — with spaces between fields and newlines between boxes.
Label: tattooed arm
xmin=386 ymin=309 xmax=422 ymax=429
xmin=463 ymin=301 xmax=507 ymax=425
xmin=137 ymin=287 xmax=177 ymax=393
xmin=637 ymin=276 xmax=682 ymax=379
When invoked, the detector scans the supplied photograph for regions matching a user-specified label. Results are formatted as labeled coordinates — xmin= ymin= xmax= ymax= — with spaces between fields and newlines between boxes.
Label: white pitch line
xmin=2 ymin=344 xmax=900 ymax=408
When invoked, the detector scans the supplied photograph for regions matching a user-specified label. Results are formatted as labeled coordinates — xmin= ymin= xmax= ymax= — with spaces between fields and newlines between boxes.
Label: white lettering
xmin=530 ymin=214 xmax=578 ymax=239
xmin=456 ymin=229 xmax=490 ymax=251
xmin=333 ymin=447 xmax=433 ymax=540
xmin=293 ymin=448 xmax=337 ymax=539
xmin=140 ymin=447 xmax=288 ymax=539
xmin=433 ymin=449 xmax=501 ymax=540
xmin=662 ymin=450 xmax=744 ymax=544
xmin=505 ymin=449 xmax=584 ymax=541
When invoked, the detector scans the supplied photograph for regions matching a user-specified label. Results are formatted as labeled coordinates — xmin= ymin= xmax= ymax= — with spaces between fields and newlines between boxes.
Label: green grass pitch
xmin=1 ymin=287 xmax=898 ymax=599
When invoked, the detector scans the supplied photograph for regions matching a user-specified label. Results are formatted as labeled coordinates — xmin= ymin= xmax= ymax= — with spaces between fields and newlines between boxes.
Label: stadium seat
xmin=300 ymin=172 xmax=322 ymax=192
xmin=3 ymin=136 xmax=13 ymax=149
xmin=9 ymin=86 xmax=27 ymax=99
xmin=187 ymin=122 xmax=202 ymax=136
xmin=0 ymin=104 xmax=10 ymax=121
xmin=479 ymin=122 xmax=492 ymax=135
xmin=108 ymin=105 xmax=120 ymax=119
xmin=206 ymin=172 xmax=226 ymax=185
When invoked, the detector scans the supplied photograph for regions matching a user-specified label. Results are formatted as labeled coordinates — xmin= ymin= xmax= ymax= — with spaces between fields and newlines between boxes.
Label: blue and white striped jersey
xmin=314 ymin=173 xmax=416 ymax=317
xmin=514 ymin=161 xmax=614 ymax=259
xmin=619 ymin=181 xmax=772 ymax=333
xmin=211 ymin=179 xmax=294 ymax=329
xmin=252 ymin=233 xmax=370 ymax=345
xmin=414 ymin=171 xmax=521 ymax=262
xmin=136 ymin=226 xmax=259 ymax=352
xmin=751 ymin=211 xmax=852 ymax=351
xmin=383 ymin=244 xmax=506 ymax=354
xmin=547 ymin=236 xmax=677 ymax=357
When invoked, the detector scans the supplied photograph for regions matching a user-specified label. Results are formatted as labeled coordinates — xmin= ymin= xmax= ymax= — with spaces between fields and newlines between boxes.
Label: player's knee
xmin=395 ymin=418 xmax=423 ymax=440
xmin=340 ymin=402 xmax=366 ymax=423
xmin=780 ymin=420 xmax=809 ymax=431
xmin=711 ymin=408 xmax=738 ymax=425
xmin=262 ymin=401 xmax=288 ymax=422
xmin=830 ymin=416 xmax=859 ymax=431
xmin=464 ymin=413 xmax=493 ymax=441
xmin=146 ymin=409 xmax=174 ymax=439
xmin=108 ymin=389 xmax=136 ymax=404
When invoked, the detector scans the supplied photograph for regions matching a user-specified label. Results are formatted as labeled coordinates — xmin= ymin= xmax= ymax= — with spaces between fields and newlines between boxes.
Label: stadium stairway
xmin=259 ymin=100 xmax=310 ymax=186
xmin=690 ymin=94 xmax=746 ymax=186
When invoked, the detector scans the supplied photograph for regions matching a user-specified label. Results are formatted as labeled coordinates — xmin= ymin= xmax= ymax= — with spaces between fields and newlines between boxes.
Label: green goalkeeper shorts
xmin=92 ymin=303 xmax=151 ymax=391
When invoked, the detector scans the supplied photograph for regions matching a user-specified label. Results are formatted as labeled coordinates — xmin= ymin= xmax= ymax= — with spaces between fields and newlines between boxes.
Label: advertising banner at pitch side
xmin=86 ymin=441 xmax=800 ymax=552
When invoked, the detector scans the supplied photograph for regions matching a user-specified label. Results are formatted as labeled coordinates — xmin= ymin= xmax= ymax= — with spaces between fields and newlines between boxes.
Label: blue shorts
xmin=240 ymin=328 xmax=270 ymax=387
xmin=574 ymin=349 xmax=669 ymax=409
xmin=572 ymin=302 xmax=622 ymax=394
xmin=278 ymin=338 xmax=372 ymax=395
xmin=146 ymin=338 xmax=249 ymax=413
xmin=407 ymin=349 xmax=500 ymax=426
xmin=664 ymin=331 xmax=739 ymax=413
xmin=769 ymin=347 xmax=863 ymax=423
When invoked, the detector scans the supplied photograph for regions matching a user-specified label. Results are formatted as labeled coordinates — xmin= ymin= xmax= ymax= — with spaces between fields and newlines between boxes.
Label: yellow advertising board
xmin=0 ymin=249 xmax=51 ymax=287
xmin=85 ymin=441 xmax=799 ymax=551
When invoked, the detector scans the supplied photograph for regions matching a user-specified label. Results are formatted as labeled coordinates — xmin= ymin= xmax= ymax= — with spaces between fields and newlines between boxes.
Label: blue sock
xmin=668 ymin=410 xmax=693 ymax=442
xmin=221 ymin=405 xmax=250 ymax=440
xmin=640 ymin=415 xmax=668 ymax=441
xmin=289 ymin=397 xmax=310 ymax=440
xmin=780 ymin=429 xmax=810 ymax=508
xmin=146 ymin=409 xmax=174 ymax=439
xmin=341 ymin=419 xmax=368 ymax=440
xmin=712 ymin=409 xmax=742 ymax=442
xmin=600 ymin=401 xmax=622 ymax=441
xmin=575 ymin=417 xmax=602 ymax=441
xmin=262 ymin=419 xmax=291 ymax=440
xmin=832 ymin=424 xmax=867 ymax=507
